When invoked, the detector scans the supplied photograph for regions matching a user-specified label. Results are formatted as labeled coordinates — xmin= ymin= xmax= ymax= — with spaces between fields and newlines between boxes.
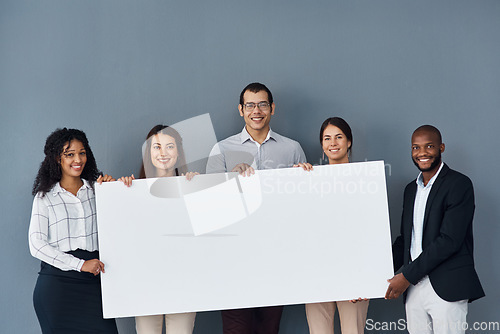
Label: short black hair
xmin=239 ymin=82 xmax=273 ymax=105
xmin=32 ymin=128 xmax=100 ymax=196
xmin=413 ymin=125 xmax=442 ymax=144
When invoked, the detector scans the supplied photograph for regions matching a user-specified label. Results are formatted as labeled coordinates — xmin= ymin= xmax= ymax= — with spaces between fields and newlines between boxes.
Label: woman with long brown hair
xmin=119 ymin=124 xmax=197 ymax=334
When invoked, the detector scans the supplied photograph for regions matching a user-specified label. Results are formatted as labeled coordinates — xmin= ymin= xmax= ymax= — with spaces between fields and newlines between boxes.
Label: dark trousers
xmin=221 ymin=306 xmax=284 ymax=334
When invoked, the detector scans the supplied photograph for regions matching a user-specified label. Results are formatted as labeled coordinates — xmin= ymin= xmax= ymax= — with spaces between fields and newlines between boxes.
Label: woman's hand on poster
xmin=97 ymin=174 xmax=116 ymax=184
xmin=117 ymin=174 xmax=135 ymax=187
xmin=182 ymin=172 xmax=199 ymax=181
xmin=350 ymin=297 xmax=369 ymax=303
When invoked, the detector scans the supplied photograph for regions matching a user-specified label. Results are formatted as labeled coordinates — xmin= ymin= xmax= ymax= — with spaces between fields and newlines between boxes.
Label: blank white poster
xmin=95 ymin=161 xmax=393 ymax=318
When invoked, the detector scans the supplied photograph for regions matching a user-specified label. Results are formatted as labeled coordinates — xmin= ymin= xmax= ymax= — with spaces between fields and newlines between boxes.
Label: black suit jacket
xmin=392 ymin=163 xmax=485 ymax=302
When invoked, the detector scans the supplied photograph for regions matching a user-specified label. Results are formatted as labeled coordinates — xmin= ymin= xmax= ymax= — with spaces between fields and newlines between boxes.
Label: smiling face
xmin=411 ymin=129 xmax=445 ymax=174
xmin=238 ymin=90 xmax=275 ymax=137
xmin=322 ymin=124 xmax=351 ymax=164
xmin=150 ymin=133 xmax=179 ymax=176
xmin=59 ymin=140 xmax=87 ymax=179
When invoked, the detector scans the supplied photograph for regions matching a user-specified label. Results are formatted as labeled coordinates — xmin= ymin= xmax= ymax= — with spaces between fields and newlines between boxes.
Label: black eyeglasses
xmin=243 ymin=102 xmax=271 ymax=111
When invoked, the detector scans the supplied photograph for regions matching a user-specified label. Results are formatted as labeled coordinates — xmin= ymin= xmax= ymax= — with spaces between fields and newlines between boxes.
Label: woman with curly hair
xmin=29 ymin=128 xmax=118 ymax=333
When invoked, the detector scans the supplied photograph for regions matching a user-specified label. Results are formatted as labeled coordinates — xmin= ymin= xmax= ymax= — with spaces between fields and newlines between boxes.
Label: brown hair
xmin=319 ymin=117 xmax=353 ymax=159
xmin=139 ymin=125 xmax=188 ymax=179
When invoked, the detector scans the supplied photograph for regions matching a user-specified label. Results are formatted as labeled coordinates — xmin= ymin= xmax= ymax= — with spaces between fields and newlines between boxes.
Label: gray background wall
xmin=1 ymin=0 xmax=499 ymax=333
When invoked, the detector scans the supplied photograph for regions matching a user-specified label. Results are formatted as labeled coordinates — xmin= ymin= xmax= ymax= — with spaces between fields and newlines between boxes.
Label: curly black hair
xmin=32 ymin=128 xmax=100 ymax=196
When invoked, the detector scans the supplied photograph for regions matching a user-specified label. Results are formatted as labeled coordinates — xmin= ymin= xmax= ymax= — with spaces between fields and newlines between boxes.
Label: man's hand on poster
xmin=385 ymin=273 xmax=410 ymax=299
xmin=232 ymin=163 xmax=255 ymax=176
xmin=293 ymin=162 xmax=314 ymax=171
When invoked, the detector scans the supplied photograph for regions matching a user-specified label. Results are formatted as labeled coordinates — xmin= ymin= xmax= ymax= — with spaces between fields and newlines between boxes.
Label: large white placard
xmin=95 ymin=161 xmax=393 ymax=318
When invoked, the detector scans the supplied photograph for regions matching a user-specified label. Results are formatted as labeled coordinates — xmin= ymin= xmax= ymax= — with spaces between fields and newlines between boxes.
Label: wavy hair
xmin=32 ymin=128 xmax=100 ymax=196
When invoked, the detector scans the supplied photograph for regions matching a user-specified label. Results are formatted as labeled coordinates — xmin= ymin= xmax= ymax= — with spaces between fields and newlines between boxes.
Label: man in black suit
xmin=385 ymin=125 xmax=484 ymax=334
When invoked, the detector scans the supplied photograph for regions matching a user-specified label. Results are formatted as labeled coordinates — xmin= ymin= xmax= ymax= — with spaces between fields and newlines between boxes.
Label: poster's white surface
xmin=96 ymin=161 xmax=393 ymax=318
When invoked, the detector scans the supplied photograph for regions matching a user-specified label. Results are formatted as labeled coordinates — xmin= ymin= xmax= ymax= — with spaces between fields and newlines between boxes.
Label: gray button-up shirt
xmin=206 ymin=127 xmax=307 ymax=173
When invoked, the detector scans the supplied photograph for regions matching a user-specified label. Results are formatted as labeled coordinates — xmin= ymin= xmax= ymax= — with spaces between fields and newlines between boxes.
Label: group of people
xmin=28 ymin=82 xmax=484 ymax=334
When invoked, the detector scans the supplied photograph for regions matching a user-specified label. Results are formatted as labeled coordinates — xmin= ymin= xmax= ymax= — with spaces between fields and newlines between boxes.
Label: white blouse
xmin=28 ymin=180 xmax=99 ymax=271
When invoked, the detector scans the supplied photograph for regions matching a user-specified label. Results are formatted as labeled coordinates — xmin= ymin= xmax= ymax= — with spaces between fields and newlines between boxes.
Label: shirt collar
xmin=52 ymin=179 xmax=91 ymax=196
xmin=240 ymin=127 xmax=276 ymax=144
xmin=416 ymin=162 xmax=444 ymax=188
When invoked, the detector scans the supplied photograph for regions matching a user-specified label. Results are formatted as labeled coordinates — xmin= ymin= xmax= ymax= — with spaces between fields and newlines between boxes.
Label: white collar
xmin=416 ymin=162 xmax=444 ymax=188
xmin=52 ymin=179 xmax=91 ymax=196
xmin=240 ymin=126 xmax=275 ymax=144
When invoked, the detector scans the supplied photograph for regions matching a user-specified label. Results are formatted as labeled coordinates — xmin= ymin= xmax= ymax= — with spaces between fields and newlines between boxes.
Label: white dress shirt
xmin=410 ymin=162 xmax=444 ymax=261
xmin=28 ymin=180 xmax=99 ymax=271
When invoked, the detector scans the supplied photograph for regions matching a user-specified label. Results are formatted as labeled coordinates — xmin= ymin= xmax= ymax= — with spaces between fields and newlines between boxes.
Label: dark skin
xmin=385 ymin=129 xmax=445 ymax=300
xmin=58 ymin=140 xmax=115 ymax=275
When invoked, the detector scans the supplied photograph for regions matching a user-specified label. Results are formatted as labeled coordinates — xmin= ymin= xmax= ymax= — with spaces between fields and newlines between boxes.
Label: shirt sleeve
xmin=206 ymin=143 xmax=228 ymax=174
xmin=295 ymin=142 xmax=307 ymax=164
xmin=28 ymin=194 xmax=85 ymax=271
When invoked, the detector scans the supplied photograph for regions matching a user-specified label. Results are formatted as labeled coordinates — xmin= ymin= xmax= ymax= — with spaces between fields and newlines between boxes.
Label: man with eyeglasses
xmin=207 ymin=82 xmax=306 ymax=176
xmin=206 ymin=82 xmax=307 ymax=334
